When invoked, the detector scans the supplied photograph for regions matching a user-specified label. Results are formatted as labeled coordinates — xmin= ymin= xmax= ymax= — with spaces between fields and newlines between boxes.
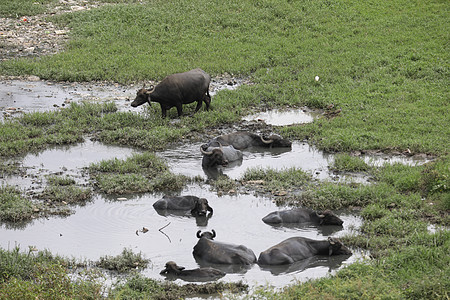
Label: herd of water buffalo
xmin=154 ymin=194 xmax=352 ymax=282
xmin=131 ymin=68 xmax=352 ymax=282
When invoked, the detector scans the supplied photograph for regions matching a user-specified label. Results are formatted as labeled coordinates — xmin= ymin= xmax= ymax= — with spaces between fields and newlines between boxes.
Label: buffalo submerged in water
xmin=257 ymin=236 xmax=352 ymax=265
xmin=202 ymin=131 xmax=292 ymax=150
xmin=159 ymin=261 xmax=225 ymax=282
xmin=193 ymin=230 xmax=257 ymax=265
xmin=200 ymin=143 xmax=243 ymax=168
xmin=262 ymin=208 xmax=344 ymax=226
xmin=153 ymin=195 xmax=213 ymax=217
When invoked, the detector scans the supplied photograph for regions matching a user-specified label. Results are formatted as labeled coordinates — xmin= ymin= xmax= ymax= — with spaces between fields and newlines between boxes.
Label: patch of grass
xmin=241 ymin=167 xmax=312 ymax=193
xmin=332 ymin=153 xmax=371 ymax=172
xmin=252 ymin=230 xmax=449 ymax=300
xmin=109 ymin=273 xmax=248 ymax=300
xmin=0 ymin=102 xmax=116 ymax=157
xmin=96 ymin=248 xmax=149 ymax=273
xmin=0 ymin=185 xmax=34 ymax=222
xmin=0 ymin=0 xmax=57 ymax=17
xmin=38 ymin=175 xmax=92 ymax=205
xmin=89 ymin=152 xmax=188 ymax=194
xmin=0 ymin=246 xmax=104 ymax=299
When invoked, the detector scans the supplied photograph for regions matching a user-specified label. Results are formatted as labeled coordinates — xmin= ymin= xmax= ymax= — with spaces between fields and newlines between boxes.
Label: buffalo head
xmin=191 ymin=198 xmax=213 ymax=217
xmin=328 ymin=237 xmax=352 ymax=256
xmin=160 ymin=261 xmax=184 ymax=275
xmin=196 ymin=229 xmax=216 ymax=240
xmin=200 ymin=145 xmax=228 ymax=168
xmin=261 ymin=134 xmax=292 ymax=148
xmin=318 ymin=210 xmax=344 ymax=226
xmin=131 ymin=84 xmax=154 ymax=107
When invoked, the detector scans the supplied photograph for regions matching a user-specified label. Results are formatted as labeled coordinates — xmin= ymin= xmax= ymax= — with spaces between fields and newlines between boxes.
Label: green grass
xmin=1 ymin=0 xmax=447 ymax=155
xmin=332 ymin=154 xmax=371 ymax=173
xmin=96 ymin=248 xmax=149 ymax=273
xmin=0 ymin=246 xmax=104 ymax=299
xmin=38 ymin=175 xmax=92 ymax=205
xmin=0 ymin=0 xmax=57 ymax=17
xmin=89 ymin=152 xmax=188 ymax=194
xmin=0 ymin=186 xmax=35 ymax=222
xmin=0 ymin=0 xmax=448 ymax=299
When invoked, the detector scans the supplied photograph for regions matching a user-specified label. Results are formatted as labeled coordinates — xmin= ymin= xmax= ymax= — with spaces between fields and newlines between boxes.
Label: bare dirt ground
xmin=0 ymin=0 xmax=106 ymax=61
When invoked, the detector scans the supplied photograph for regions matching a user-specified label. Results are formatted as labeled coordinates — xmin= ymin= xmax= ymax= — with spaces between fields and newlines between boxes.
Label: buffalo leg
xmin=194 ymin=100 xmax=203 ymax=113
xmin=176 ymin=104 xmax=183 ymax=117
xmin=204 ymin=91 xmax=211 ymax=110
xmin=160 ymin=104 xmax=167 ymax=118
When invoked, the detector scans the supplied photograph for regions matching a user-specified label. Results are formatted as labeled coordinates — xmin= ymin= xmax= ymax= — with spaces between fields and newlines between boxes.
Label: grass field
xmin=0 ymin=0 xmax=449 ymax=299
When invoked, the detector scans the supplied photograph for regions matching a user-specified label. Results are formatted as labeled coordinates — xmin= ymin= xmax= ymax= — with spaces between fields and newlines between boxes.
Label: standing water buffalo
xmin=131 ymin=68 xmax=211 ymax=118
xmin=200 ymin=143 xmax=243 ymax=168
xmin=257 ymin=236 xmax=352 ymax=265
xmin=203 ymin=131 xmax=292 ymax=150
xmin=262 ymin=208 xmax=343 ymax=226
xmin=153 ymin=195 xmax=213 ymax=217
xmin=193 ymin=230 xmax=257 ymax=265
xmin=159 ymin=261 xmax=225 ymax=282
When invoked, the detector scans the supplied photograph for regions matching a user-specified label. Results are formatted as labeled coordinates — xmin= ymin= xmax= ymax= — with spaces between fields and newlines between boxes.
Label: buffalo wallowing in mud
xmin=257 ymin=236 xmax=352 ymax=265
xmin=193 ymin=230 xmax=257 ymax=265
xmin=202 ymin=131 xmax=292 ymax=150
xmin=153 ymin=195 xmax=213 ymax=217
xmin=159 ymin=261 xmax=225 ymax=282
xmin=262 ymin=208 xmax=344 ymax=226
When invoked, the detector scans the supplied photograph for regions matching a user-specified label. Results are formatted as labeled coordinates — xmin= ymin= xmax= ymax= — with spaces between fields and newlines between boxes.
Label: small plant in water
xmin=96 ymin=248 xmax=149 ymax=273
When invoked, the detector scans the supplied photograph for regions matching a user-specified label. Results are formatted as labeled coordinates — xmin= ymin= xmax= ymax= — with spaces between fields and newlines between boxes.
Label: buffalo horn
xmin=196 ymin=230 xmax=202 ymax=238
xmin=260 ymin=135 xmax=274 ymax=144
xmin=328 ymin=237 xmax=336 ymax=244
xmin=211 ymin=229 xmax=216 ymax=238
xmin=200 ymin=145 xmax=213 ymax=155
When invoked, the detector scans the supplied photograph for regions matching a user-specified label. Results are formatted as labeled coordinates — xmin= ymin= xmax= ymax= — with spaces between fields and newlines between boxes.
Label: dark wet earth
xmin=0 ymin=79 xmax=432 ymax=290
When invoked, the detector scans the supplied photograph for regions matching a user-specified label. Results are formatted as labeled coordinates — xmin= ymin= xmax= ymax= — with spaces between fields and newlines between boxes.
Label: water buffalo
xmin=200 ymin=143 xmax=243 ymax=168
xmin=257 ymin=237 xmax=352 ymax=265
xmin=262 ymin=208 xmax=343 ymax=226
xmin=193 ymin=230 xmax=257 ymax=265
xmin=203 ymin=131 xmax=292 ymax=150
xmin=159 ymin=261 xmax=225 ymax=282
xmin=131 ymin=68 xmax=211 ymax=118
xmin=153 ymin=195 xmax=213 ymax=217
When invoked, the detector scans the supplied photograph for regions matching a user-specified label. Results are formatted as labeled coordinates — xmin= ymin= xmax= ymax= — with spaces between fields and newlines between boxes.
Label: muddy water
xmin=0 ymin=184 xmax=363 ymax=288
xmin=243 ymin=108 xmax=321 ymax=126
xmin=0 ymin=79 xmax=429 ymax=289
xmin=1 ymin=140 xmax=364 ymax=288
xmin=0 ymin=77 xmax=245 ymax=121
xmin=161 ymin=141 xmax=371 ymax=183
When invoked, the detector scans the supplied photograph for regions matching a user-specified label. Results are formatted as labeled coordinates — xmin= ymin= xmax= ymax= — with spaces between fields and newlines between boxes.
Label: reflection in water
xmin=0 ymin=140 xmax=372 ymax=288
xmin=154 ymin=209 xmax=213 ymax=227
xmin=194 ymin=257 xmax=254 ymax=275
xmin=258 ymin=254 xmax=351 ymax=276
xmin=243 ymin=108 xmax=321 ymax=126
xmin=267 ymin=222 xmax=344 ymax=237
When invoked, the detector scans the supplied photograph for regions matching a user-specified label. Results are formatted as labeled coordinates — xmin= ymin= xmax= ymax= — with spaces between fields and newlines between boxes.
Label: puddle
xmin=3 ymin=139 xmax=139 ymax=191
xmin=243 ymin=108 xmax=321 ymax=126
xmin=0 ymin=77 xmax=248 ymax=121
xmin=161 ymin=141 xmax=372 ymax=183
xmin=0 ymin=184 xmax=363 ymax=288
